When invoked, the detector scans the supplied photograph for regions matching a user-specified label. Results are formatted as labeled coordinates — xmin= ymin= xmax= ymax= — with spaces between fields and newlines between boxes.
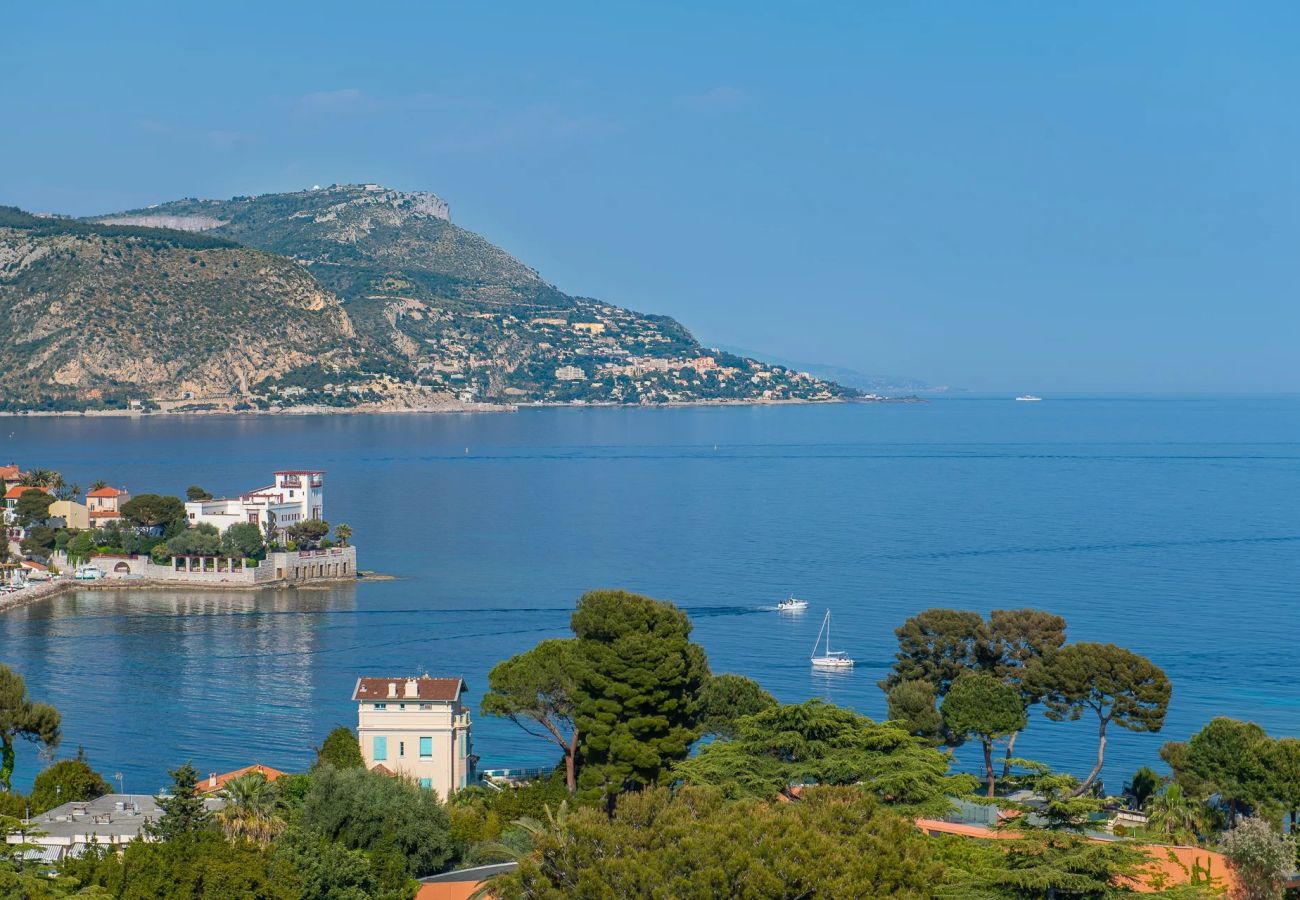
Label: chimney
xmin=405 ymin=679 xmax=418 ymax=698
xmin=387 ymin=681 xmax=397 ymax=698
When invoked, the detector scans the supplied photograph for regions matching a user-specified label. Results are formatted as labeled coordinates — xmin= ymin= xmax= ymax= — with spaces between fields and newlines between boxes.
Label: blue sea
xmin=1 ymin=398 xmax=1298 ymax=796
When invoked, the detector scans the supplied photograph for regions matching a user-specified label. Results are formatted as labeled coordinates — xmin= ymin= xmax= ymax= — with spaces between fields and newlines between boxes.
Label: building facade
xmin=185 ymin=470 xmax=324 ymax=534
xmin=86 ymin=486 xmax=130 ymax=526
xmin=354 ymin=676 xmax=473 ymax=800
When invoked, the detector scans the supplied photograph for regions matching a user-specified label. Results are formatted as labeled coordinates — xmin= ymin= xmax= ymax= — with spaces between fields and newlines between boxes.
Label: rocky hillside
xmin=0 ymin=186 xmax=856 ymax=411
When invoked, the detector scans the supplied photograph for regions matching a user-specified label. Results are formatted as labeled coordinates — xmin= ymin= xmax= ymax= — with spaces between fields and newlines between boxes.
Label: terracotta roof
xmin=89 ymin=509 xmax=123 ymax=518
xmin=0 ymin=465 xmax=22 ymax=480
xmin=370 ymin=763 xmax=395 ymax=776
xmin=197 ymin=764 xmax=287 ymax=795
xmin=86 ymin=486 xmax=126 ymax=498
xmin=4 ymin=485 xmax=50 ymax=500
xmin=21 ymin=560 xmax=49 ymax=571
xmin=353 ymin=676 xmax=466 ymax=702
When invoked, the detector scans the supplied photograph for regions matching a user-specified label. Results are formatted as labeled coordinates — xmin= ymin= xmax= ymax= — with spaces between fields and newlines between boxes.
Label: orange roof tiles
xmin=4 ymin=485 xmax=50 ymax=499
xmin=197 ymin=764 xmax=288 ymax=795
xmin=353 ymin=676 xmax=466 ymax=702
xmin=86 ymin=486 xmax=126 ymax=498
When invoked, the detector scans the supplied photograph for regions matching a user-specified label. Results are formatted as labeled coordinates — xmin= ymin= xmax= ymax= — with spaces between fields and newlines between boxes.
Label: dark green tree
xmin=220 ymin=522 xmax=265 ymax=559
xmin=1179 ymin=717 xmax=1273 ymax=826
xmin=880 ymin=609 xmax=992 ymax=696
xmin=885 ymin=679 xmax=944 ymax=745
xmin=29 ymin=749 xmax=111 ymax=813
xmin=483 ymin=639 xmax=581 ymax=793
xmin=314 ymin=725 xmax=364 ymax=770
xmin=333 ymin=523 xmax=352 ymax=547
xmin=0 ymin=664 xmax=60 ymax=791
xmin=1024 ymin=642 xmax=1171 ymax=796
xmin=185 ymin=485 xmax=213 ymax=502
xmin=146 ymin=762 xmax=212 ymax=841
xmin=273 ymin=824 xmax=411 ymax=900
xmin=988 ymin=608 xmax=1066 ymax=773
xmin=120 ymin=494 xmax=186 ymax=532
xmin=1124 ymin=765 xmax=1161 ymax=810
xmin=19 ymin=525 xmax=56 ymax=557
xmin=287 ymin=519 xmax=330 ymax=548
xmin=14 ymin=489 xmax=53 ymax=526
xmin=570 ymin=589 xmax=710 ymax=804
xmin=166 ymin=523 xmax=221 ymax=557
xmin=299 ymin=766 xmax=454 ymax=877
xmin=940 ymin=674 xmax=1027 ymax=797
xmin=697 ymin=674 xmax=776 ymax=740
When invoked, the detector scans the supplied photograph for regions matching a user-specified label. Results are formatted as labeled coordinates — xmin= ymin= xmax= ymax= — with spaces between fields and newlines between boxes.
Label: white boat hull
xmin=811 ymin=657 xmax=854 ymax=669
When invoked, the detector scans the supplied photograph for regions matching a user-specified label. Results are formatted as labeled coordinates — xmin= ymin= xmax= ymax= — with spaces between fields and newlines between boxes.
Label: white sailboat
xmin=810 ymin=610 xmax=854 ymax=669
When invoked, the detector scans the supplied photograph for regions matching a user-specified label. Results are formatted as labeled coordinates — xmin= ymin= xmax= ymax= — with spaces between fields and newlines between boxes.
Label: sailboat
xmin=810 ymin=610 xmax=854 ymax=669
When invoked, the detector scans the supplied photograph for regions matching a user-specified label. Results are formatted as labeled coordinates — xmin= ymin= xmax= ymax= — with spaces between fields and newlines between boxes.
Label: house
xmin=555 ymin=365 xmax=585 ymax=381
xmin=185 ymin=470 xmax=324 ymax=535
xmin=8 ymin=793 xmax=225 ymax=859
xmin=0 ymin=464 xmax=24 ymax=492
xmin=47 ymin=499 xmax=89 ymax=530
xmin=197 ymin=763 xmax=287 ymax=795
xmin=3 ymin=484 xmax=52 ymax=526
xmin=86 ymin=486 xmax=130 ymax=525
xmin=354 ymin=675 xmax=474 ymax=800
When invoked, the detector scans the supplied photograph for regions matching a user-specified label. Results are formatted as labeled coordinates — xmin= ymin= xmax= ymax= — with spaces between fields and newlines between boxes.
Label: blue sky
xmin=3 ymin=2 xmax=1297 ymax=392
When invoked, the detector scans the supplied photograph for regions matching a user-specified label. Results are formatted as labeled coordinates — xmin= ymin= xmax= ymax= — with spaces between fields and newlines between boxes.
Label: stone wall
xmin=69 ymin=546 xmax=358 ymax=587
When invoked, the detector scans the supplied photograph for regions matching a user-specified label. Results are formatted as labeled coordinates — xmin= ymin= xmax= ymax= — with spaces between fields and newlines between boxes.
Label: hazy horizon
xmin=4 ymin=2 xmax=1296 ymax=393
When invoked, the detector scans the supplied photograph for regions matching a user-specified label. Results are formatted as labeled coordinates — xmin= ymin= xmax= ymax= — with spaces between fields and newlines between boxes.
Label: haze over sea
xmin=1 ymin=398 xmax=1297 ymax=794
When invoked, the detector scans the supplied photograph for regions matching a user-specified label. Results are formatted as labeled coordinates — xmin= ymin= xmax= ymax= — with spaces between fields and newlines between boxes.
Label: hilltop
xmin=0 ymin=186 xmax=856 ymax=411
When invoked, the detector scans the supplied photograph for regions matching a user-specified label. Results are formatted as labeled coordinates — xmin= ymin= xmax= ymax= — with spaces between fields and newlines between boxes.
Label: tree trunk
xmin=1002 ymin=730 xmax=1019 ymax=778
xmin=565 ymin=730 xmax=579 ymax=794
xmin=983 ymin=739 xmax=996 ymax=798
xmin=1070 ymin=718 xmax=1107 ymax=797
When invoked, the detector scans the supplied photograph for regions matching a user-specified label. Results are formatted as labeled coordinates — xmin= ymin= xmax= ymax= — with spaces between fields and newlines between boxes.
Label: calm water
xmin=1 ymin=398 xmax=1298 ymax=795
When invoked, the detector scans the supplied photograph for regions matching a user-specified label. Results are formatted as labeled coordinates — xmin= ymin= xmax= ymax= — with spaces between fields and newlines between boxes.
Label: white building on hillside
xmin=354 ymin=675 xmax=474 ymax=800
xmin=185 ymin=470 xmax=324 ymax=534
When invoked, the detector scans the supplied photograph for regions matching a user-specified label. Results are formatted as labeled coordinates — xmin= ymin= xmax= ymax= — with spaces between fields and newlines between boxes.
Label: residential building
xmin=47 ymin=499 xmax=89 ymax=530
xmin=555 ymin=365 xmax=585 ymax=381
xmin=3 ymin=484 xmax=51 ymax=526
xmin=8 ymin=794 xmax=225 ymax=860
xmin=0 ymin=464 xmax=24 ymax=492
xmin=572 ymin=322 xmax=605 ymax=334
xmin=197 ymin=763 xmax=287 ymax=795
xmin=185 ymin=470 xmax=324 ymax=534
xmin=86 ymin=486 xmax=130 ymax=525
xmin=354 ymin=675 xmax=474 ymax=799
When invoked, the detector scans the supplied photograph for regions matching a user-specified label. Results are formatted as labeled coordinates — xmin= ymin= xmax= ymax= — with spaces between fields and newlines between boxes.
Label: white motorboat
xmin=777 ymin=596 xmax=808 ymax=612
xmin=73 ymin=564 xmax=105 ymax=581
xmin=810 ymin=610 xmax=854 ymax=669
xmin=1015 ymin=395 xmax=1042 ymax=402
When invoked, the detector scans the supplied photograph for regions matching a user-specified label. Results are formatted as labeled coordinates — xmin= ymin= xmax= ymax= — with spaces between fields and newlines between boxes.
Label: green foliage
xmin=1145 ymin=782 xmax=1211 ymax=846
xmin=697 ymin=674 xmax=777 ymax=740
xmin=146 ymin=762 xmax=213 ymax=841
xmin=29 ymin=750 xmax=111 ymax=813
xmin=215 ymin=771 xmax=285 ymax=847
xmin=482 ymin=639 xmax=581 ymax=792
xmin=1176 ymin=718 xmax=1274 ymax=823
xmin=491 ymin=785 xmax=942 ymax=900
xmin=1126 ymin=765 xmax=1162 ymax=809
xmin=221 ymin=522 xmax=266 ymax=559
xmin=185 ymin=485 xmax=213 ymax=501
xmin=675 ymin=699 xmax=973 ymax=811
xmin=15 ymin=488 xmax=53 ymax=526
xmin=166 ymin=523 xmax=221 ymax=557
xmin=333 ymin=523 xmax=352 ymax=547
xmin=1025 ymin=642 xmax=1171 ymax=795
xmin=886 ymin=678 xmax=945 ymax=744
xmin=314 ymin=726 xmax=365 ymax=770
xmin=273 ymin=824 xmax=414 ymax=900
xmin=287 ymin=518 xmax=330 ymax=548
xmin=1219 ymin=816 xmax=1294 ymax=900
xmin=570 ymin=589 xmax=710 ymax=801
xmin=0 ymin=663 xmax=60 ymax=791
xmin=932 ymin=830 xmax=1148 ymax=899
xmin=941 ymin=674 xmax=1027 ymax=797
xmin=19 ymin=524 xmax=56 ymax=556
xmin=880 ymin=609 xmax=993 ymax=696
xmin=299 ymin=766 xmax=455 ymax=877
xmin=120 ymin=493 xmax=186 ymax=530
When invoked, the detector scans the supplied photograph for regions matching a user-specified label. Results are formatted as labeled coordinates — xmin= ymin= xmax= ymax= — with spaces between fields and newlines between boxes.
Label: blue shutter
xmin=419 ymin=736 xmax=432 ymax=758
xmin=419 ymin=778 xmax=432 ymax=789
xmin=373 ymin=736 xmax=387 ymax=761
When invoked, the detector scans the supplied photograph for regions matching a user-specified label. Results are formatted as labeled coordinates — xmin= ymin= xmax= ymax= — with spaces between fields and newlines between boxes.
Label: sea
xmin=1 ymin=397 xmax=1297 ymax=796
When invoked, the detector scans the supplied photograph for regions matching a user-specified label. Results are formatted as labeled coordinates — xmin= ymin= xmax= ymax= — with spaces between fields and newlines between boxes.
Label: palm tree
xmin=89 ymin=480 xmax=108 ymax=492
xmin=214 ymin=772 xmax=284 ymax=847
xmin=333 ymin=523 xmax=352 ymax=547
xmin=468 ymin=802 xmax=570 ymax=899
xmin=20 ymin=469 xmax=55 ymax=488
xmin=1145 ymin=783 xmax=1207 ymax=846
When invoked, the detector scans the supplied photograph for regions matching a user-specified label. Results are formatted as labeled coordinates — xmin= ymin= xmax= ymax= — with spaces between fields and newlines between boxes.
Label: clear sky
xmin=3 ymin=2 xmax=1297 ymax=392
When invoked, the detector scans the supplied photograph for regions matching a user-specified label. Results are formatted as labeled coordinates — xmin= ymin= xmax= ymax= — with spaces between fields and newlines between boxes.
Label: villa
xmin=86 ymin=486 xmax=130 ymax=525
xmin=185 ymin=470 xmax=324 ymax=535
xmin=354 ymin=675 xmax=475 ymax=800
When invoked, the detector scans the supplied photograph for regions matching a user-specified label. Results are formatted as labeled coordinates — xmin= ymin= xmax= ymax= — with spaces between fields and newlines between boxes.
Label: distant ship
xmin=1015 ymin=395 xmax=1042 ymax=402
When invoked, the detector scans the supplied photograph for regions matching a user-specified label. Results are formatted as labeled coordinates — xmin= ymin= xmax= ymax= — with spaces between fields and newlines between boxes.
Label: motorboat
xmin=777 ymin=596 xmax=808 ymax=612
xmin=1015 ymin=395 xmax=1042 ymax=402
xmin=73 ymin=564 xmax=105 ymax=581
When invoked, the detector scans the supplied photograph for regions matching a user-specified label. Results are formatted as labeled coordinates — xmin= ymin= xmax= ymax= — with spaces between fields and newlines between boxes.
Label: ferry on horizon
xmin=1015 ymin=394 xmax=1043 ymax=402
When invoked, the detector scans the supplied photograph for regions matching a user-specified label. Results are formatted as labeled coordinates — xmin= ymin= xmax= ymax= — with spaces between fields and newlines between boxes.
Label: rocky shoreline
xmin=0 ymin=574 xmax=365 ymax=613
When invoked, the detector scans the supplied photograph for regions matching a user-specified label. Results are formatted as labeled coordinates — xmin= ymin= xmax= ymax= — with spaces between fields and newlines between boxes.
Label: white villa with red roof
xmin=354 ymin=675 xmax=475 ymax=800
xmin=86 ymin=486 xmax=130 ymax=525
xmin=184 ymin=470 xmax=324 ymax=535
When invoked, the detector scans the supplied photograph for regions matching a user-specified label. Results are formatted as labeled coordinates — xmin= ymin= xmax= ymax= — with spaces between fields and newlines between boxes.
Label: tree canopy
xmin=146 ymin=762 xmax=212 ymax=841
xmin=314 ymin=726 xmax=365 ymax=770
xmin=697 ymin=673 xmax=777 ymax=740
xmin=880 ymin=608 xmax=993 ymax=696
xmin=1024 ymin=642 xmax=1171 ymax=795
xmin=1174 ymin=717 xmax=1274 ymax=825
xmin=483 ymin=638 xmax=581 ymax=793
xmin=121 ymin=493 xmax=186 ymax=530
xmin=570 ymin=589 xmax=710 ymax=803
xmin=14 ymin=488 xmax=53 ymax=526
xmin=29 ymin=751 xmax=111 ymax=814
xmin=940 ymin=674 xmax=1027 ymax=797
xmin=0 ymin=664 xmax=60 ymax=791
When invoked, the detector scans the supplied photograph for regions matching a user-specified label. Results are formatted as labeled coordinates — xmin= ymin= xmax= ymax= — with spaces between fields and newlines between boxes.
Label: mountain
xmin=711 ymin=345 xmax=935 ymax=395
xmin=0 ymin=185 xmax=857 ymax=411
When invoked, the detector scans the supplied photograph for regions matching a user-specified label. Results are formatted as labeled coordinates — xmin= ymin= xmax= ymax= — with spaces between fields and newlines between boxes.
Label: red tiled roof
xmin=21 ymin=560 xmax=49 ymax=571
xmin=370 ymin=763 xmax=396 ymax=776
xmin=0 ymin=465 xmax=22 ymax=480
xmin=353 ymin=676 xmax=466 ymax=702
xmin=86 ymin=486 xmax=126 ymax=498
xmin=4 ymin=485 xmax=50 ymax=500
xmin=197 ymin=764 xmax=288 ymax=795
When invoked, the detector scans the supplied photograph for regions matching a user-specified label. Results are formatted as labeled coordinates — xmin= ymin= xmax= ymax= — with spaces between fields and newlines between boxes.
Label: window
xmin=372 ymin=703 xmax=386 ymax=710
xmin=399 ymin=703 xmax=406 ymax=710
xmin=419 ymin=736 xmax=432 ymax=758
xmin=373 ymin=736 xmax=387 ymax=761
xmin=419 ymin=778 xmax=432 ymax=790
xmin=419 ymin=704 xmax=433 ymax=710
xmin=399 ymin=741 xmax=405 ymax=758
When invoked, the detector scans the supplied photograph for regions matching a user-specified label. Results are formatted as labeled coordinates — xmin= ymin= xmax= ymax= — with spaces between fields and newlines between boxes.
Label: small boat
xmin=1015 ymin=395 xmax=1042 ymax=402
xmin=777 ymin=596 xmax=808 ymax=612
xmin=73 ymin=565 xmax=105 ymax=581
xmin=811 ymin=610 xmax=854 ymax=669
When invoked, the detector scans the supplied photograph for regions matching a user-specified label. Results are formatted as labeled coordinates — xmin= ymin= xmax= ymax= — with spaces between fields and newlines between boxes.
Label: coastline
xmin=0 ymin=574 xmax=365 ymax=614
xmin=0 ymin=395 xmax=916 ymax=419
